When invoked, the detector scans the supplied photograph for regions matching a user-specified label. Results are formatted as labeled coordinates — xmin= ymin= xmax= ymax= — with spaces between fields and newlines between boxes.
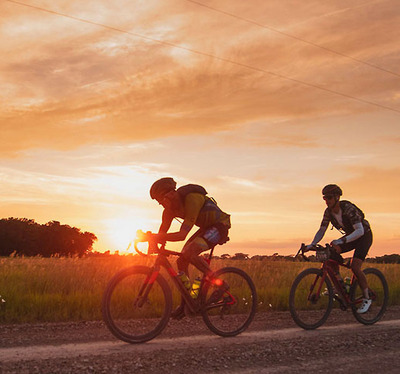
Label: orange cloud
xmin=1 ymin=0 xmax=399 ymax=156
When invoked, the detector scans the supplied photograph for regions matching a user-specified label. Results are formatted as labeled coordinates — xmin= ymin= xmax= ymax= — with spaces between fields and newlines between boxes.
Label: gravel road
xmin=1 ymin=306 xmax=399 ymax=374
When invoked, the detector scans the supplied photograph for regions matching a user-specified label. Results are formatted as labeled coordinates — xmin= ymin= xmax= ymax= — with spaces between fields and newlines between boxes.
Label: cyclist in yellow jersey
xmin=142 ymin=177 xmax=231 ymax=318
xmin=146 ymin=177 xmax=230 ymax=270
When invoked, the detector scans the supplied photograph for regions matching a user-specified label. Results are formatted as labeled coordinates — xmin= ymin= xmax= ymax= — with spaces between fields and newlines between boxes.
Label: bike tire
xmin=102 ymin=265 xmax=172 ymax=343
xmin=350 ymin=267 xmax=388 ymax=325
xmin=289 ymin=268 xmax=334 ymax=330
xmin=201 ymin=267 xmax=257 ymax=337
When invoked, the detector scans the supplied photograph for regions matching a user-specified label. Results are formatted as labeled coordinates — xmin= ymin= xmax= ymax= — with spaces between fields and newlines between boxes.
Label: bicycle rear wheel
xmin=289 ymin=268 xmax=334 ymax=330
xmin=201 ymin=267 xmax=257 ymax=337
xmin=351 ymin=267 xmax=388 ymax=325
xmin=102 ymin=266 xmax=172 ymax=343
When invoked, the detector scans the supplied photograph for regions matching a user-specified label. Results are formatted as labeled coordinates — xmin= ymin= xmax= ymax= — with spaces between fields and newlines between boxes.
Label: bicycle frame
xmin=134 ymin=241 xmax=218 ymax=315
xmin=290 ymin=243 xmax=388 ymax=330
xmin=323 ymin=260 xmax=353 ymax=307
xmin=314 ymin=258 xmax=365 ymax=309
xmin=103 ymin=238 xmax=258 ymax=343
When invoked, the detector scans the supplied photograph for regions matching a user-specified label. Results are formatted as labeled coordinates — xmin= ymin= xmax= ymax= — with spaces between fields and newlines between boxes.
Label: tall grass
xmin=0 ymin=256 xmax=398 ymax=323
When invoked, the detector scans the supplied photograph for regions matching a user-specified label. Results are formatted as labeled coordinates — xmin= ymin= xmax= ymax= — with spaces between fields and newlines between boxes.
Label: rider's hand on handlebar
xmin=136 ymin=230 xmax=160 ymax=243
xmin=330 ymin=240 xmax=343 ymax=253
xmin=136 ymin=229 xmax=150 ymax=242
xmin=135 ymin=230 xmax=160 ymax=255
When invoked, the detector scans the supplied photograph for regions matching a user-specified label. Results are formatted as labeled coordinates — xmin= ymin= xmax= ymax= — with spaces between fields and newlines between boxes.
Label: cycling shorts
xmin=340 ymin=229 xmax=373 ymax=261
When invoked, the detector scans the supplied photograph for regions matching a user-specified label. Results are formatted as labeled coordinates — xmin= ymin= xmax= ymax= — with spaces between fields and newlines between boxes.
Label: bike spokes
xmin=102 ymin=266 xmax=172 ymax=343
xmin=289 ymin=268 xmax=333 ymax=330
xmin=202 ymin=267 xmax=257 ymax=337
xmin=351 ymin=268 xmax=388 ymax=325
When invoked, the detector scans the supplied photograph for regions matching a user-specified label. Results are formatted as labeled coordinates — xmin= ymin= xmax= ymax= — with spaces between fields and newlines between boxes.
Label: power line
xmin=5 ymin=0 xmax=400 ymax=115
xmin=184 ymin=0 xmax=400 ymax=79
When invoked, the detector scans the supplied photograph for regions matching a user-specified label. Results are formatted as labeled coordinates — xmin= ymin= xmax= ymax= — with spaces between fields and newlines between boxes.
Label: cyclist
xmin=306 ymin=184 xmax=373 ymax=313
xmin=143 ymin=177 xmax=231 ymax=317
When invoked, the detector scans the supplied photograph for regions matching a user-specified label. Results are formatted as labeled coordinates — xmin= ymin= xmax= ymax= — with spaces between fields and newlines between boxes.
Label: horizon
xmin=1 ymin=0 xmax=399 ymax=257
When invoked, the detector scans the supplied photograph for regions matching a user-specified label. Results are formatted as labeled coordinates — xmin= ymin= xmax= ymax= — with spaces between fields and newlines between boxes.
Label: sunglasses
xmin=323 ymin=195 xmax=334 ymax=200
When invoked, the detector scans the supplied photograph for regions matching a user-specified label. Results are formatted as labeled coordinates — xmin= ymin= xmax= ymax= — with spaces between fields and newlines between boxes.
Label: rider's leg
xmin=181 ymin=236 xmax=213 ymax=277
xmin=183 ymin=224 xmax=229 ymax=279
xmin=348 ymin=231 xmax=373 ymax=313
xmin=351 ymin=257 xmax=369 ymax=298
xmin=172 ymin=234 xmax=200 ymax=319
xmin=352 ymin=230 xmax=373 ymax=299
xmin=176 ymin=253 xmax=190 ymax=275
xmin=172 ymin=238 xmax=211 ymax=319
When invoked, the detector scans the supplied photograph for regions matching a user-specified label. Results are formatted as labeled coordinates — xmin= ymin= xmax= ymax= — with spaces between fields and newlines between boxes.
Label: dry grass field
xmin=0 ymin=255 xmax=398 ymax=323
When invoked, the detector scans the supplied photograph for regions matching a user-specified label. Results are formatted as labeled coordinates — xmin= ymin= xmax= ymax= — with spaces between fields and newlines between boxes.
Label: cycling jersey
xmin=312 ymin=200 xmax=372 ymax=260
xmin=167 ymin=192 xmax=231 ymax=231
xmin=321 ymin=200 xmax=370 ymax=235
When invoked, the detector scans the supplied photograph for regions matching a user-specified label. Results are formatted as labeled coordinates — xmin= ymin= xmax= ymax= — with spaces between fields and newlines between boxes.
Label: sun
xmin=103 ymin=216 xmax=153 ymax=253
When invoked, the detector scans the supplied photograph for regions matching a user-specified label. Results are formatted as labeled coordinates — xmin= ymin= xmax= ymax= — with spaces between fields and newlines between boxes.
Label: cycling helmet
xmin=150 ymin=177 xmax=177 ymax=201
xmin=322 ymin=184 xmax=342 ymax=196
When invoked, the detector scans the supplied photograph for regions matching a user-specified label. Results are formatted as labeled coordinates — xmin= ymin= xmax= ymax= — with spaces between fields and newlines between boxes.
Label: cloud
xmin=1 ymin=0 xmax=399 ymax=156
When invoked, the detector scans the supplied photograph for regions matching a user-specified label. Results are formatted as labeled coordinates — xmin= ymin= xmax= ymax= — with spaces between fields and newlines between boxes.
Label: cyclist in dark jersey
xmin=142 ymin=177 xmax=231 ymax=317
xmin=306 ymin=184 xmax=373 ymax=313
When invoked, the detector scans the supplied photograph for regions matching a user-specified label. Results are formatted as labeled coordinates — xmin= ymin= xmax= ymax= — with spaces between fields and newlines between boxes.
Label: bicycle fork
xmin=308 ymin=272 xmax=326 ymax=304
xmin=134 ymin=270 xmax=159 ymax=308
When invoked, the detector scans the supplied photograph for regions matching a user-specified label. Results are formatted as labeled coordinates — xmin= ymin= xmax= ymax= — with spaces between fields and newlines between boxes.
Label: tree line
xmin=217 ymin=252 xmax=400 ymax=264
xmin=0 ymin=218 xmax=97 ymax=257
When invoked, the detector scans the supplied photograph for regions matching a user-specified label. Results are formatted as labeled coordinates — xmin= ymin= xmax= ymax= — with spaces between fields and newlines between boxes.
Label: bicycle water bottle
xmin=344 ymin=277 xmax=351 ymax=294
xmin=178 ymin=272 xmax=192 ymax=291
xmin=190 ymin=277 xmax=201 ymax=299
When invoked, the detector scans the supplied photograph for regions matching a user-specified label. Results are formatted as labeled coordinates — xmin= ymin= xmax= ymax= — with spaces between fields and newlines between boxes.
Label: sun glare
xmin=103 ymin=216 xmax=153 ymax=253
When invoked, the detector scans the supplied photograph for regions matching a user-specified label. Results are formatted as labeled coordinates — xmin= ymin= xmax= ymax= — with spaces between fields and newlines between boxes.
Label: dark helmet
xmin=322 ymin=184 xmax=342 ymax=196
xmin=150 ymin=177 xmax=177 ymax=201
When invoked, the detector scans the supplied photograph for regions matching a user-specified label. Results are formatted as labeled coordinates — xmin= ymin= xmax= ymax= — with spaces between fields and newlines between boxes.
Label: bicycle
xmin=289 ymin=243 xmax=389 ymax=330
xmin=102 ymin=234 xmax=257 ymax=343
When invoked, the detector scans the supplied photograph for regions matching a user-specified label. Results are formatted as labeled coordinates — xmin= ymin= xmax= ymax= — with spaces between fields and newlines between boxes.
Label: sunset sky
xmin=1 ymin=0 xmax=399 ymax=257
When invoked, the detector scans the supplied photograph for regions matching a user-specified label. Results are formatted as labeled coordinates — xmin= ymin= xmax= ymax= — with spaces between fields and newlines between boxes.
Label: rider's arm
xmin=333 ymin=203 xmax=365 ymax=245
xmin=155 ymin=194 xmax=204 ymax=243
xmin=310 ymin=209 xmax=330 ymax=246
xmin=334 ymin=222 xmax=364 ymax=245
xmin=155 ymin=210 xmax=187 ymax=242
xmin=158 ymin=210 xmax=173 ymax=234
xmin=311 ymin=225 xmax=328 ymax=245
xmin=157 ymin=224 xmax=191 ymax=242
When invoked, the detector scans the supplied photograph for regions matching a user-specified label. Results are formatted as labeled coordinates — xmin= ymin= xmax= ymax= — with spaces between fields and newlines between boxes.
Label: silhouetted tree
xmin=232 ymin=252 xmax=249 ymax=260
xmin=365 ymin=254 xmax=400 ymax=264
xmin=0 ymin=218 xmax=97 ymax=257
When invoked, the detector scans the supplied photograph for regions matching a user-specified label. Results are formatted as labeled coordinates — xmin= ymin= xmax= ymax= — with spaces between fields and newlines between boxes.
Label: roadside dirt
xmin=0 ymin=306 xmax=399 ymax=373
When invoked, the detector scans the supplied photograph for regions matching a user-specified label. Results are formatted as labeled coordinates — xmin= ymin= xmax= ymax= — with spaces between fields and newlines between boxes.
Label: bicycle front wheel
xmin=289 ymin=268 xmax=334 ymax=330
xmin=102 ymin=266 xmax=172 ymax=343
xmin=201 ymin=267 xmax=257 ymax=337
xmin=351 ymin=267 xmax=388 ymax=325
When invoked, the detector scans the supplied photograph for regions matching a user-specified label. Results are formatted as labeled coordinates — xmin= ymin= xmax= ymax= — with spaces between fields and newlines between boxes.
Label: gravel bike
xmin=102 ymin=234 xmax=257 ymax=343
xmin=289 ymin=244 xmax=388 ymax=330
